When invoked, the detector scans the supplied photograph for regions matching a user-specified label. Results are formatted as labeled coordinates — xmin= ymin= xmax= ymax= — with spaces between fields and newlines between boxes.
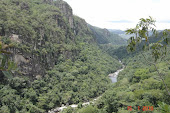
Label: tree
xmin=0 ymin=37 xmax=17 ymax=78
xmin=125 ymin=16 xmax=170 ymax=95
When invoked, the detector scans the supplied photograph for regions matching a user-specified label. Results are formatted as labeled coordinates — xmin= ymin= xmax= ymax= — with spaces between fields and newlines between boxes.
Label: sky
xmin=64 ymin=0 xmax=170 ymax=30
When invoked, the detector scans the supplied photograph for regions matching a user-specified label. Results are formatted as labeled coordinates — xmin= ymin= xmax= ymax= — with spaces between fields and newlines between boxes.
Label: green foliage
xmin=0 ymin=0 xmax=127 ymax=112
xmin=0 ymin=42 xmax=122 ymax=112
xmin=0 ymin=0 xmax=123 ymax=112
xmin=132 ymin=68 xmax=149 ymax=83
xmin=46 ymin=44 xmax=121 ymax=105
xmin=125 ymin=16 xmax=169 ymax=62
xmin=75 ymin=46 xmax=170 ymax=113
xmin=0 ymin=40 xmax=17 ymax=81
xmin=157 ymin=102 xmax=170 ymax=113
xmin=0 ymin=40 xmax=17 ymax=74
xmin=1 ymin=0 xmax=169 ymax=112
xmin=77 ymin=105 xmax=99 ymax=113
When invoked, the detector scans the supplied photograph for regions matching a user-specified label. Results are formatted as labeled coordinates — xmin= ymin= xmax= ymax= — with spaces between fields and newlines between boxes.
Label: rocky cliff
xmin=54 ymin=0 xmax=74 ymax=29
xmin=0 ymin=0 xmax=124 ymax=112
xmin=0 ymin=0 xmax=93 ymax=78
xmin=0 ymin=0 xmax=124 ymax=79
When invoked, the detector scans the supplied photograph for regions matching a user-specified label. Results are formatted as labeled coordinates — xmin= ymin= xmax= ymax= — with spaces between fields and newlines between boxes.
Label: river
xmin=48 ymin=60 xmax=125 ymax=113
xmin=108 ymin=60 xmax=125 ymax=83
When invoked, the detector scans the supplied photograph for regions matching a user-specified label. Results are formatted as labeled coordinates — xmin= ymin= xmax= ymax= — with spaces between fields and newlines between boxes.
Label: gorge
xmin=48 ymin=60 xmax=125 ymax=113
xmin=0 ymin=0 xmax=169 ymax=113
xmin=0 ymin=0 xmax=126 ymax=112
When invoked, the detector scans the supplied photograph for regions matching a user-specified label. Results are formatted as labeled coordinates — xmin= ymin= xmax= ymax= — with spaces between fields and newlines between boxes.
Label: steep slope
xmin=0 ymin=0 xmax=122 ymax=112
xmin=0 ymin=0 xmax=94 ymax=77
xmin=88 ymin=25 xmax=127 ymax=45
xmin=0 ymin=0 xmax=75 ymax=77
xmin=94 ymin=46 xmax=170 ymax=113
xmin=65 ymin=32 xmax=170 ymax=113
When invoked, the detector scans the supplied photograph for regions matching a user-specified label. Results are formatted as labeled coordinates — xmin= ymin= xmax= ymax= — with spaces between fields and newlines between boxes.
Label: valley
xmin=0 ymin=0 xmax=169 ymax=113
xmin=49 ymin=60 xmax=125 ymax=113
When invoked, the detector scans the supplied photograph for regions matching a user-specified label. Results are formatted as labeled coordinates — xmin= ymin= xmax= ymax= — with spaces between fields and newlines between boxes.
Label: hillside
xmin=61 ymin=31 xmax=170 ymax=113
xmin=0 ymin=0 xmax=123 ymax=112
xmin=1 ymin=0 xmax=169 ymax=113
xmin=88 ymin=25 xmax=126 ymax=45
xmin=93 ymin=46 xmax=170 ymax=113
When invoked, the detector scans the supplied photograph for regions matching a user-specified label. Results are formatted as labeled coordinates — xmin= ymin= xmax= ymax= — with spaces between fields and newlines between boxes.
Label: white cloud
xmin=64 ymin=0 xmax=170 ymax=30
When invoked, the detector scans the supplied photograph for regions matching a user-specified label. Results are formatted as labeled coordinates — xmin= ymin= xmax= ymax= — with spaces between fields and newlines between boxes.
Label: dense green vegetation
xmin=61 ymin=18 xmax=170 ymax=113
xmin=0 ymin=0 xmax=169 ymax=113
xmin=0 ymin=43 xmax=122 ymax=112
xmin=0 ymin=0 xmax=122 ymax=112
xmin=96 ymin=49 xmax=170 ymax=113
xmin=63 ymin=46 xmax=170 ymax=113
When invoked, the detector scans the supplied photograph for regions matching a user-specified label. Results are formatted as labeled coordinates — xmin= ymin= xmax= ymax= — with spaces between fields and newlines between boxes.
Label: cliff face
xmin=0 ymin=0 xmax=124 ymax=78
xmin=0 ymin=0 xmax=92 ymax=78
xmin=103 ymin=28 xmax=111 ymax=37
xmin=0 ymin=0 xmax=125 ymax=112
xmin=54 ymin=0 xmax=74 ymax=29
xmin=54 ymin=1 xmax=92 ymax=36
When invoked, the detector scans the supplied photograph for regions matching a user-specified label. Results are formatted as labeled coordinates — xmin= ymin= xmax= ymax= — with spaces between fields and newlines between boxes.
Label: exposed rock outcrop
xmin=54 ymin=0 xmax=74 ymax=29
xmin=1 ymin=0 xmax=93 ymax=78
xmin=10 ymin=34 xmax=21 ymax=43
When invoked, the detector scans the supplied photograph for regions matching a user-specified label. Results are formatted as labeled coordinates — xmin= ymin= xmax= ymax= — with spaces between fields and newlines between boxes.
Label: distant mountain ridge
xmin=88 ymin=25 xmax=127 ymax=45
xmin=108 ymin=29 xmax=125 ymax=34
xmin=109 ymin=29 xmax=134 ymax=40
xmin=109 ymin=29 xmax=163 ymax=40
